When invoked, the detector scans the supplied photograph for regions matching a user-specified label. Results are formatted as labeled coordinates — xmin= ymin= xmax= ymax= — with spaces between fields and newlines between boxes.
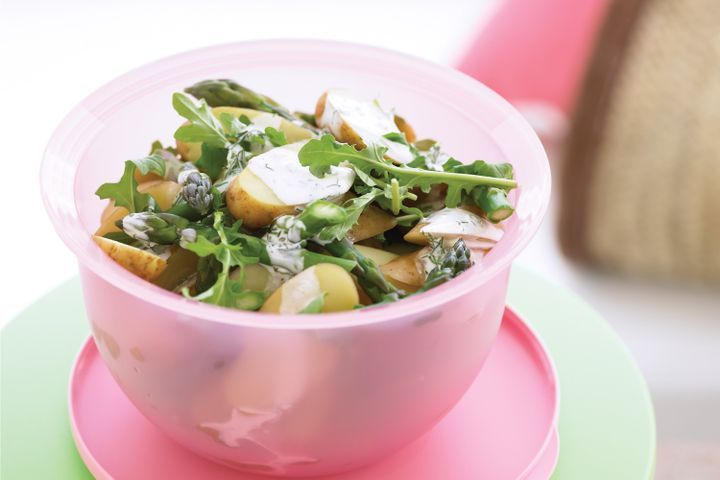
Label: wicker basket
xmin=559 ymin=0 xmax=720 ymax=281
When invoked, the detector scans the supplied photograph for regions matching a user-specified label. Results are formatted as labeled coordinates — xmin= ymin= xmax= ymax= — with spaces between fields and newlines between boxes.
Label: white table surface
xmin=2 ymin=0 xmax=719 ymax=476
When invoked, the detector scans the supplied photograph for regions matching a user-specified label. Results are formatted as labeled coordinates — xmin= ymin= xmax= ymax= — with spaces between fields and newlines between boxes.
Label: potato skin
xmin=403 ymin=223 xmax=428 ymax=245
xmin=380 ymin=249 xmax=426 ymax=292
xmin=393 ymin=115 xmax=417 ymax=143
xmin=94 ymin=236 xmax=167 ymax=281
xmin=226 ymin=170 xmax=296 ymax=229
xmin=348 ymin=205 xmax=397 ymax=243
xmin=314 ymin=91 xmax=328 ymax=123
xmin=315 ymin=90 xmax=365 ymax=148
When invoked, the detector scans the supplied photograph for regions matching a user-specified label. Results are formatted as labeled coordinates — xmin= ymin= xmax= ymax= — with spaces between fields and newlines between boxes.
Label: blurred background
xmin=1 ymin=0 xmax=718 ymax=477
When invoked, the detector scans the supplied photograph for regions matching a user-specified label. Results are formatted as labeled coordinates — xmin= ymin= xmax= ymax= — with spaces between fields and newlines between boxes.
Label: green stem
xmin=390 ymin=178 xmax=401 ymax=215
xmin=301 ymin=251 xmax=357 ymax=272
xmin=345 ymin=151 xmax=518 ymax=189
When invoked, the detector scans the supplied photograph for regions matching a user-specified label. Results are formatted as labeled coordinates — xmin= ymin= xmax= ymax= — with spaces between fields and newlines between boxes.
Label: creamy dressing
xmin=262 ymin=216 xmax=307 ymax=274
xmin=420 ymin=208 xmax=504 ymax=250
xmin=247 ymin=143 xmax=355 ymax=205
xmin=319 ymin=89 xmax=414 ymax=164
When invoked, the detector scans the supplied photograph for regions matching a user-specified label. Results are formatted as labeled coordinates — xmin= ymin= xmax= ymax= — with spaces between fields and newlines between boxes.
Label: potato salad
xmin=93 ymin=80 xmax=517 ymax=313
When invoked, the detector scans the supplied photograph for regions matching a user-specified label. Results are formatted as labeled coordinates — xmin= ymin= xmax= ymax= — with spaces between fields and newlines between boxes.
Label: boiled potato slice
xmin=380 ymin=249 xmax=427 ymax=292
xmin=134 ymin=169 xmax=163 ymax=184
xmin=176 ymin=106 xmax=314 ymax=163
xmin=354 ymin=245 xmax=398 ymax=266
xmin=226 ymin=143 xmax=354 ymax=229
xmin=94 ymin=236 xmax=167 ymax=281
xmin=175 ymin=136 xmax=201 ymax=164
xmin=260 ymin=264 xmax=359 ymax=314
xmin=152 ymin=247 xmax=198 ymax=290
xmin=96 ymin=201 xmax=128 ymax=236
xmin=137 ymin=180 xmax=181 ymax=211
xmin=226 ymin=168 xmax=296 ymax=229
xmin=347 ymin=206 xmax=397 ymax=243
xmin=315 ymin=89 xmax=414 ymax=164
xmin=404 ymin=207 xmax=504 ymax=249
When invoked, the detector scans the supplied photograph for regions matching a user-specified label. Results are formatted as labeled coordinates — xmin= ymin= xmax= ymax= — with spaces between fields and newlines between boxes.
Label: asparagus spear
xmin=415 ymin=239 xmax=473 ymax=293
xmin=324 ymin=239 xmax=403 ymax=303
xmin=178 ymin=167 xmax=214 ymax=216
xmin=185 ymin=79 xmax=295 ymax=122
xmin=470 ymin=187 xmax=514 ymax=222
xmin=261 ymin=201 xmax=357 ymax=273
xmin=120 ymin=212 xmax=206 ymax=245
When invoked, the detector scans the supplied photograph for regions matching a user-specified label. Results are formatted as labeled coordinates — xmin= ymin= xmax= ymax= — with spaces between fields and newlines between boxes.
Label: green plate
xmin=0 ymin=268 xmax=655 ymax=479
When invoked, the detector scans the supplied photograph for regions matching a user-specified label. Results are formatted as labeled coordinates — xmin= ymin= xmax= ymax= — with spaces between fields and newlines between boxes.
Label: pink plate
xmin=69 ymin=307 xmax=559 ymax=479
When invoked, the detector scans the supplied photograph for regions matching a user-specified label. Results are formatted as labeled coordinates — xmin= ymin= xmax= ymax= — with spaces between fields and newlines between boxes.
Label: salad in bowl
xmin=94 ymin=79 xmax=518 ymax=314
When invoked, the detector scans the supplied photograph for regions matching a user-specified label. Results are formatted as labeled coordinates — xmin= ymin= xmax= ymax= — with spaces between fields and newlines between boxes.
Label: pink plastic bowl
xmin=42 ymin=40 xmax=550 ymax=477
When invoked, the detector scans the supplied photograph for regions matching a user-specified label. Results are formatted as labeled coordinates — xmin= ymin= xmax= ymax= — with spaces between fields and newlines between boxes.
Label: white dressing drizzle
xmin=319 ymin=90 xmax=414 ymax=164
xmin=247 ymin=143 xmax=355 ymax=205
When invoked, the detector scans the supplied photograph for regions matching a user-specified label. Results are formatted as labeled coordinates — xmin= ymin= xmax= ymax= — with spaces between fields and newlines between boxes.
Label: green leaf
xmin=103 ymin=231 xmax=138 ymax=246
xmin=298 ymin=134 xmax=380 ymax=177
xmin=446 ymin=160 xmax=514 ymax=180
xmin=382 ymin=132 xmax=407 ymax=145
xmin=95 ymin=161 xmax=149 ymax=213
xmin=181 ymin=212 xmax=266 ymax=310
xmin=131 ymin=153 xmax=166 ymax=177
xmin=298 ymin=136 xmax=517 ymax=195
xmin=300 ymin=293 xmax=326 ymax=313
xmin=183 ymin=233 xmax=259 ymax=267
xmin=172 ymin=93 xmax=227 ymax=148
xmin=195 ymin=143 xmax=228 ymax=181
xmin=185 ymin=271 xmax=265 ymax=310
xmin=149 ymin=140 xmax=178 ymax=156
xmin=264 ymin=127 xmax=287 ymax=147
xmin=316 ymin=190 xmax=384 ymax=242
xmin=446 ymin=160 xmax=515 ymax=217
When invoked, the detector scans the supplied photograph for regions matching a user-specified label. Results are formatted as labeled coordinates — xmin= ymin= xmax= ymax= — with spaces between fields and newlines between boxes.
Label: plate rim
xmin=67 ymin=305 xmax=560 ymax=480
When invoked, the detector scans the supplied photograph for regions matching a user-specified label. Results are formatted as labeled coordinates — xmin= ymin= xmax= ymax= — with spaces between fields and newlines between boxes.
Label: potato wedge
xmin=134 ymin=169 xmax=163 ymax=184
xmin=260 ymin=264 xmax=359 ymax=314
xmin=354 ymin=245 xmax=398 ymax=266
xmin=176 ymin=106 xmax=314 ymax=163
xmin=137 ymin=180 xmax=182 ymax=211
xmin=226 ymin=143 xmax=354 ymax=229
xmin=94 ymin=236 xmax=167 ymax=281
xmin=347 ymin=206 xmax=397 ymax=243
xmin=226 ymin=168 xmax=296 ymax=229
xmin=175 ymin=135 xmax=202 ymax=164
xmin=152 ymin=247 xmax=198 ymax=290
xmin=380 ymin=249 xmax=427 ymax=292
xmin=315 ymin=89 xmax=414 ymax=164
xmin=393 ymin=115 xmax=417 ymax=143
xmin=96 ymin=202 xmax=128 ymax=236
xmin=404 ymin=207 xmax=504 ymax=249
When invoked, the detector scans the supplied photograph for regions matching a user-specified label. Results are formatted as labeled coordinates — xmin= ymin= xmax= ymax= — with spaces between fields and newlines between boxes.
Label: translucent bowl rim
xmin=41 ymin=39 xmax=551 ymax=329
